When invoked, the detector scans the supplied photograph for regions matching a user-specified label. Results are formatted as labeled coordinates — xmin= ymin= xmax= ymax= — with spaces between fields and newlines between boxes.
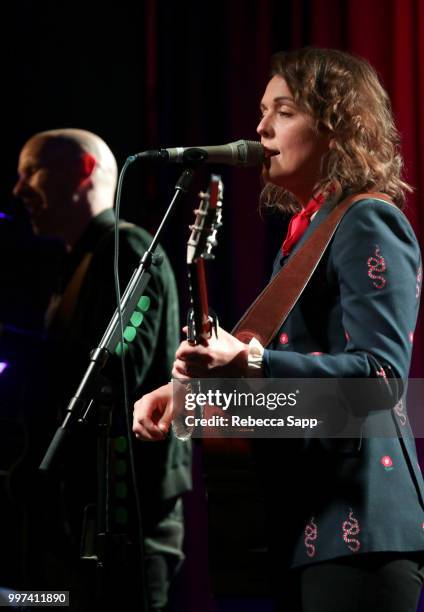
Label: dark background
xmin=0 ymin=1 xmax=423 ymax=610
xmin=1 ymin=0 xmax=423 ymax=357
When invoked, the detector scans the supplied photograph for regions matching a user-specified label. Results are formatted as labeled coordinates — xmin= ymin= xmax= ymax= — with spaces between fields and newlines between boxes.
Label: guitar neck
xmin=188 ymin=259 xmax=211 ymax=344
xmin=186 ymin=173 xmax=223 ymax=345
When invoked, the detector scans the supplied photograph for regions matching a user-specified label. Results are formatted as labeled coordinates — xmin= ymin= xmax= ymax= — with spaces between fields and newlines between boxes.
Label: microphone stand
xmin=39 ymin=166 xmax=196 ymax=610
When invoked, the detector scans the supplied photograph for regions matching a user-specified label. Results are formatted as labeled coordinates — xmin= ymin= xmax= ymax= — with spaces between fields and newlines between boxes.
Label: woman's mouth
xmin=263 ymin=148 xmax=279 ymax=168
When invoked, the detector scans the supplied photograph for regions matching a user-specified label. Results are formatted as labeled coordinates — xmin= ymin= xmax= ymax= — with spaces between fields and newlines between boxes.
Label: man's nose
xmin=13 ymin=176 xmax=26 ymax=199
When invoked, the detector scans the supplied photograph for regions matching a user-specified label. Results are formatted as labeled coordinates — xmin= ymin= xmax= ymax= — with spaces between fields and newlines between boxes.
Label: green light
xmin=114 ymin=436 xmax=127 ymax=453
xmin=116 ymin=506 xmax=128 ymax=524
xmin=137 ymin=295 xmax=150 ymax=312
xmin=123 ymin=326 xmax=137 ymax=342
xmin=130 ymin=311 xmax=144 ymax=327
xmin=115 ymin=341 xmax=129 ymax=357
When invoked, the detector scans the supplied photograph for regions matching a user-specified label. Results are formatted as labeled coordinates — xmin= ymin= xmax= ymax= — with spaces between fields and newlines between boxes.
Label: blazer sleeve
xmin=263 ymin=199 xmax=421 ymax=395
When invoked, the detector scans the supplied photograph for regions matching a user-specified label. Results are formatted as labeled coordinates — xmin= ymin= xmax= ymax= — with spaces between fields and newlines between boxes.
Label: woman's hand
xmin=172 ymin=326 xmax=249 ymax=380
xmin=133 ymin=382 xmax=173 ymax=440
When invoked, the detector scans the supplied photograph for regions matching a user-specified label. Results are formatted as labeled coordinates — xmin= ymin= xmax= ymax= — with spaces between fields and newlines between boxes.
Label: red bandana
xmin=281 ymin=192 xmax=326 ymax=256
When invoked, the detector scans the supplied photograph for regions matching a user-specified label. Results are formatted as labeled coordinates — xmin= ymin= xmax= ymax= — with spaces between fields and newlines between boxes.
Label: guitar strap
xmin=232 ymin=192 xmax=395 ymax=346
xmin=45 ymin=221 xmax=135 ymax=333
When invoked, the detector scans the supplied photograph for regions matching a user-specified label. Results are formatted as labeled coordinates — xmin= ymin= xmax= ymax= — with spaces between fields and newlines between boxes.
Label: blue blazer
xmin=258 ymin=196 xmax=424 ymax=568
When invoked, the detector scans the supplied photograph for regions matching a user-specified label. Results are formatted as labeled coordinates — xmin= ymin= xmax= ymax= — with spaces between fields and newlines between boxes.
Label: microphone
xmin=130 ymin=139 xmax=265 ymax=167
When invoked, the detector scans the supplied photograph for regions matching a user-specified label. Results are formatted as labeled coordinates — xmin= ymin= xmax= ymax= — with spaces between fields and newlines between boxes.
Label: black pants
xmin=275 ymin=552 xmax=424 ymax=612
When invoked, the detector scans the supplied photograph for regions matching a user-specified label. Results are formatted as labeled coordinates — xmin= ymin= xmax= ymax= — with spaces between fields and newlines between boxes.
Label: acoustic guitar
xmin=179 ymin=174 xmax=268 ymax=596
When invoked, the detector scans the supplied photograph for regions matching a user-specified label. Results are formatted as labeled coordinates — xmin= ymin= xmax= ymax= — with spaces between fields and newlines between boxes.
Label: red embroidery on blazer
xmin=417 ymin=265 xmax=422 ymax=299
xmin=279 ymin=332 xmax=289 ymax=345
xmin=304 ymin=517 xmax=318 ymax=558
xmin=394 ymin=399 xmax=407 ymax=426
xmin=342 ymin=509 xmax=361 ymax=552
xmin=367 ymin=246 xmax=386 ymax=289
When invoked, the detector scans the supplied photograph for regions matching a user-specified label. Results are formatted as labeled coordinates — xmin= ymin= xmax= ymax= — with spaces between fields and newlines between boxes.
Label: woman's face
xmin=257 ymin=75 xmax=329 ymax=203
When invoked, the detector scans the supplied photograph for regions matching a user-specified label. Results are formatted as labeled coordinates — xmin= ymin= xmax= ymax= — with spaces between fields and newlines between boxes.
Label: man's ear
xmin=79 ymin=152 xmax=97 ymax=183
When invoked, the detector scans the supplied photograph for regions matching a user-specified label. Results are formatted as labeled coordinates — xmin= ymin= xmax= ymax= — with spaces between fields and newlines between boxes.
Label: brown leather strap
xmin=232 ymin=192 xmax=395 ymax=346
xmin=45 ymin=220 xmax=135 ymax=332
xmin=45 ymin=252 xmax=93 ymax=331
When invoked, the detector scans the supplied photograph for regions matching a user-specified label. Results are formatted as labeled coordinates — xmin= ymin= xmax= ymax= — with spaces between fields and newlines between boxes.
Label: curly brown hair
xmin=261 ymin=47 xmax=411 ymax=212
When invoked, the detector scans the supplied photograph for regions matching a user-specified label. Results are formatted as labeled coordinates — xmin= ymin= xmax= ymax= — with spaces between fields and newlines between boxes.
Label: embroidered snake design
xmin=342 ymin=509 xmax=361 ymax=552
xmin=304 ymin=517 xmax=318 ymax=558
xmin=417 ymin=266 xmax=422 ymax=299
xmin=394 ymin=399 xmax=407 ymax=426
xmin=367 ymin=246 xmax=386 ymax=289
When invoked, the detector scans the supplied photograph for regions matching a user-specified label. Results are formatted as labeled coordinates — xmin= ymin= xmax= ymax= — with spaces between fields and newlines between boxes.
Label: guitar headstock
xmin=187 ymin=174 xmax=223 ymax=265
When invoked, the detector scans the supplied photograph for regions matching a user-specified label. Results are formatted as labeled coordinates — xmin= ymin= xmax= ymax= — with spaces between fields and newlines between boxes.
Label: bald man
xmin=14 ymin=129 xmax=118 ymax=246
xmin=13 ymin=130 xmax=191 ymax=611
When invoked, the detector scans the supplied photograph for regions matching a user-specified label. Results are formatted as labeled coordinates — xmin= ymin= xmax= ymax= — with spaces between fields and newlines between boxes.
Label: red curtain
xmin=143 ymin=0 xmax=424 ymax=364
xmin=142 ymin=2 xmax=424 ymax=609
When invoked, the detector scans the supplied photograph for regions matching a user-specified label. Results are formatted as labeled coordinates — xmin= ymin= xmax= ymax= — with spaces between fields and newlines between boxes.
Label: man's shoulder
xmin=93 ymin=219 xmax=164 ymax=260
xmin=94 ymin=219 xmax=178 ymax=289
xmin=117 ymin=221 xmax=153 ymax=251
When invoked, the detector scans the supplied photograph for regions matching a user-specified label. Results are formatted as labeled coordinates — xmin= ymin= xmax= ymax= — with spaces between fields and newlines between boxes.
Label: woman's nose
xmin=256 ymin=113 xmax=273 ymax=138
